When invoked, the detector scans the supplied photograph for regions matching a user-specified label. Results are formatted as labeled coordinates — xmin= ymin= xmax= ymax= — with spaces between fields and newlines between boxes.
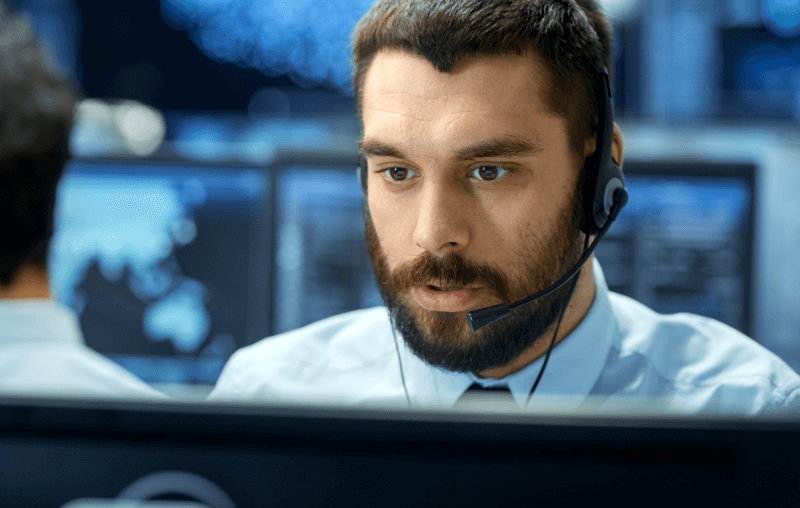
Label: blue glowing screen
xmin=274 ymin=166 xmax=381 ymax=334
xmin=595 ymin=170 xmax=753 ymax=334
xmin=161 ymin=0 xmax=374 ymax=93
xmin=50 ymin=160 xmax=271 ymax=384
xmin=722 ymin=27 xmax=800 ymax=121
xmin=762 ymin=0 xmax=800 ymax=37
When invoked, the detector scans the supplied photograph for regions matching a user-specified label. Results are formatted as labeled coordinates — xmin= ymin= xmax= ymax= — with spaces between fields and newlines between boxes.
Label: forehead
xmin=361 ymin=49 xmax=558 ymax=149
xmin=365 ymin=49 xmax=550 ymax=108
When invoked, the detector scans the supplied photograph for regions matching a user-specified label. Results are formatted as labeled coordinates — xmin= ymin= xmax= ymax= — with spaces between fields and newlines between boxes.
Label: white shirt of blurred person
xmin=0 ymin=4 xmax=163 ymax=400
xmin=209 ymin=0 xmax=800 ymax=414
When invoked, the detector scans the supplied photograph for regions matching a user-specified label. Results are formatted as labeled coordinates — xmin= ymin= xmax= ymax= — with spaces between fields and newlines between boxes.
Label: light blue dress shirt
xmin=0 ymin=299 xmax=164 ymax=399
xmin=209 ymin=260 xmax=800 ymax=416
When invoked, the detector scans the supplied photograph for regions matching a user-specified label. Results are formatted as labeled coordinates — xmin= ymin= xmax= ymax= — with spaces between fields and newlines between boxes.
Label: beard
xmin=364 ymin=194 xmax=585 ymax=374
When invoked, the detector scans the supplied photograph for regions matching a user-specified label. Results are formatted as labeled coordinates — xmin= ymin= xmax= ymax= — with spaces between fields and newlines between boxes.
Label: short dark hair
xmin=351 ymin=0 xmax=613 ymax=157
xmin=0 ymin=4 xmax=78 ymax=286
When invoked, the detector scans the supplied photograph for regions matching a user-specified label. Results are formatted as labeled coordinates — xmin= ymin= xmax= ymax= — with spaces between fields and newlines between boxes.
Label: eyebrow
xmin=359 ymin=140 xmax=409 ymax=159
xmin=453 ymin=136 xmax=543 ymax=161
xmin=358 ymin=135 xmax=542 ymax=162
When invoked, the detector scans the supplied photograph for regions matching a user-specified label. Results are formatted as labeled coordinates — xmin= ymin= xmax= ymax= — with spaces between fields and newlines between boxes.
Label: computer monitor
xmin=0 ymin=396 xmax=797 ymax=507
xmin=51 ymin=159 xmax=273 ymax=386
xmin=271 ymin=153 xmax=378 ymax=335
xmin=720 ymin=27 xmax=800 ymax=122
xmin=594 ymin=160 xmax=755 ymax=336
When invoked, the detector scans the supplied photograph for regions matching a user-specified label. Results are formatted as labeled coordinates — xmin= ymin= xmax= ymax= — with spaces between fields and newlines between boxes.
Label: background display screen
xmin=51 ymin=160 xmax=272 ymax=384
xmin=49 ymin=156 xmax=755 ymax=386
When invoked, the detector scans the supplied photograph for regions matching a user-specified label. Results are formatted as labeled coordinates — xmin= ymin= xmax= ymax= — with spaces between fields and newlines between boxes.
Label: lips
xmin=411 ymin=283 xmax=486 ymax=312
xmin=424 ymin=285 xmax=465 ymax=297
xmin=426 ymin=284 xmax=457 ymax=292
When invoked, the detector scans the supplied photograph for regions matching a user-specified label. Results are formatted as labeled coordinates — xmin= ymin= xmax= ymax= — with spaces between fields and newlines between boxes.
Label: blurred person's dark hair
xmin=351 ymin=0 xmax=613 ymax=159
xmin=0 ymin=2 xmax=79 ymax=286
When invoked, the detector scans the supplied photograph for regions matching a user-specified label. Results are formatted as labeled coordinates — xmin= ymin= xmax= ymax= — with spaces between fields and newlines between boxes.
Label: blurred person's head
xmin=0 ymin=3 xmax=78 ymax=296
xmin=352 ymin=0 xmax=623 ymax=377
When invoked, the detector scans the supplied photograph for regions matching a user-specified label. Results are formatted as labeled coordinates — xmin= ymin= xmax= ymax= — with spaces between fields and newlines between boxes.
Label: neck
xmin=0 ymin=263 xmax=52 ymax=300
xmin=477 ymin=256 xmax=597 ymax=379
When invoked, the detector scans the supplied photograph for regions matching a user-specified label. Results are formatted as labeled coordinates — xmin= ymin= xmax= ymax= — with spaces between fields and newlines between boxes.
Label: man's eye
xmin=382 ymin=167 xmax=417 ymax=182
xmin=471 ymin=166 xmax=509 ymax=181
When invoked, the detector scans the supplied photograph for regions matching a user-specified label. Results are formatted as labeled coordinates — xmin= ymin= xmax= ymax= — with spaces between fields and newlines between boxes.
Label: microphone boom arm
xmin=466 ymin=188 xmax=628 ymax=331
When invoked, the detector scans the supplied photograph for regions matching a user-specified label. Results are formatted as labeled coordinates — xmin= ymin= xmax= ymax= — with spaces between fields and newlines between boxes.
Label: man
xmin=0 ymin=4 xmax=163 ymax=399
xmin=210 ymin=0 xmax=800 ymax=415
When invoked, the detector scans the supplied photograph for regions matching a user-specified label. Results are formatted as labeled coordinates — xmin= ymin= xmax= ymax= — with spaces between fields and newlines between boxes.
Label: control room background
xmin=9 ymin=0 xmax=800 ymax=394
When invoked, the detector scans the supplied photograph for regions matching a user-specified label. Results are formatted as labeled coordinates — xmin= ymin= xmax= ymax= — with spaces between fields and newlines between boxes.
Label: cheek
xmin=472 ymin=192 xmax=536 ymax=251
xmin=486 ymin=220 xmax=531 ymax=270
xmin=477 ymin=192 xmax=563 ymax=277
xmin=367 ymin=190 xmax=412 ymax=266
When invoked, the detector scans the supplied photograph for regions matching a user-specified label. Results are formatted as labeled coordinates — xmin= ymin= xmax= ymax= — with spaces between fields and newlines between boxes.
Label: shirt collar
xmin=399 ymin=258 xmax=617 ymax=410
xmin=0 ymin=299 xmax=84 ymax=347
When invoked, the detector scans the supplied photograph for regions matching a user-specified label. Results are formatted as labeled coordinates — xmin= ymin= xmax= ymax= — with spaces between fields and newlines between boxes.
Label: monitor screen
xmin=272 ymin=160 xmax=381 ymax=335
xmin=50 ymin=159 xmax=272 ymax=386
xmin=720 ymin=27 xmax=800 ymax=122
xmin=594 ymin=161 xmax=754 ymax=335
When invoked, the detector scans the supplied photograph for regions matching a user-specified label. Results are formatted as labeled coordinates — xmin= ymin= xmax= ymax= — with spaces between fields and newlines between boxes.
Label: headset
xmin=358 ymin=65 xmax=628 ymax=405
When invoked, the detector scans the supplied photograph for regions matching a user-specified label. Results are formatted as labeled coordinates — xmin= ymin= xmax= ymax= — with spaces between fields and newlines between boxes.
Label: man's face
xmin=360 ymin=49 xmax=584 ymax=374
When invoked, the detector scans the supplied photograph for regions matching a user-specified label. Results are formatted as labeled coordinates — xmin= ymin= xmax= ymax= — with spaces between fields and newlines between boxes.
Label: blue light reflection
xmin=161 ymin=0 xmax=374 ymax=93
xmin=762 ymin=0 xmax=800 ymax=37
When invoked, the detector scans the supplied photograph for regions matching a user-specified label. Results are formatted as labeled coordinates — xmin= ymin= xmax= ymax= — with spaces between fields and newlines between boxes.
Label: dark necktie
xmin=453 ymin=382 xmax=518 ymax=410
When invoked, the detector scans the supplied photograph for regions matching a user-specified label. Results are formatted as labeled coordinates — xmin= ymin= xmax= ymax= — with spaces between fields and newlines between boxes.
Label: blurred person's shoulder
xmin=597 ymin=292 xmax=800 ymax=415
xmin=208 ymin=307 xmax=401 ymax=404
xmin=0 ymin=342 xmax=165 ymax=400
xmin=0 ymin=300 xmax=165 ymax=400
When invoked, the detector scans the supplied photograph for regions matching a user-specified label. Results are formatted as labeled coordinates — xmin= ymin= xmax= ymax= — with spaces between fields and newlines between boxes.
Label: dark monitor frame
xmin=0 ymin=396 xmax=797 ymax=507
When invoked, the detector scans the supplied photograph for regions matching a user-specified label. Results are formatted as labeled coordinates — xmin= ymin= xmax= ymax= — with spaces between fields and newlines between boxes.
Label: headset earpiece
xmin=581 ymin=66 xmax=627 ymax=235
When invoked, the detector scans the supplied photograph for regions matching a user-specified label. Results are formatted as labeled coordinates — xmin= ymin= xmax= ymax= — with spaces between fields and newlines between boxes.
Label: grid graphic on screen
xmin=273 ymin=166 xmax=382 ymax=335
xmin=594 ymin=173 xmax=752 ymax=335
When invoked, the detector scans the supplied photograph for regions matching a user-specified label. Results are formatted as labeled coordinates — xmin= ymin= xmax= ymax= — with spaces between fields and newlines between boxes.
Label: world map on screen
xmin=50 ymin=173 xmax=211 ymax=354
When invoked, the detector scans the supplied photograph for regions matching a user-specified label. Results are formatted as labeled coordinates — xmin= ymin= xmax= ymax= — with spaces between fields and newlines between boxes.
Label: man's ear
xmin=612 ymin=123 xmax=624 ymax=168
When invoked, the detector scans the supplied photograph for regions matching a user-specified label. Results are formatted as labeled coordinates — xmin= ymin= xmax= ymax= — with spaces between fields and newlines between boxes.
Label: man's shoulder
xmin=0 ymin=300 xmax=164 ymax=399
xmin=229 ymin=306 xmax=394 ymax=368
xmin=0 ymin=342 xmax=164 ymax=399
xmin=603 ymin=292 xmax=800 ymax=414
xmin=209 ymin=307 xmax=398 ymax=402
xmin=609 ymin=291 xmax=776 ymax=375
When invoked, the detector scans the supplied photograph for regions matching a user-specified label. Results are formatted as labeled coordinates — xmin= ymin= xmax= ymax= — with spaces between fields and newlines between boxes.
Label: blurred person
xmin=0 ymin=3 xmax=163 ymax=399
xmin=210 ymin=0 xmax=800 ymax=415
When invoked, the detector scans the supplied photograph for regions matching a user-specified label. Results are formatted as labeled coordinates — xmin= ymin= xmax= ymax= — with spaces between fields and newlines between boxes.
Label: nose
xmin=413 ymin=178 xmax=470 ymax=255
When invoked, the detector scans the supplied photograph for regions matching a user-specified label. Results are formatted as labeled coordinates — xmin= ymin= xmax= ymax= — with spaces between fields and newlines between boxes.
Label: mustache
xmin=384 ymin=251 xmax=512 ymax=303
